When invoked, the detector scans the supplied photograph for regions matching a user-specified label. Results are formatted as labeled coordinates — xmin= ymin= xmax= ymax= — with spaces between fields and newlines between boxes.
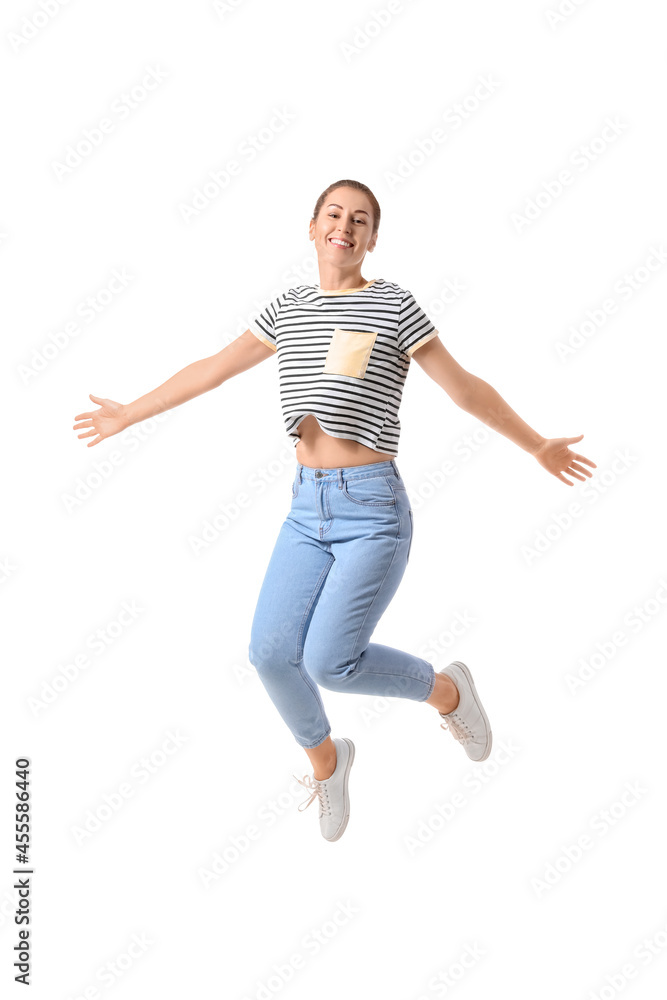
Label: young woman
xmin=73 ymin=178 xmax=596 ymax=843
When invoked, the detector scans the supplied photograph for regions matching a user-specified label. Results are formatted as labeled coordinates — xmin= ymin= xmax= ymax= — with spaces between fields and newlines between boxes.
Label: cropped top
xmin=248 ymin=277 xmax=439 ymax=456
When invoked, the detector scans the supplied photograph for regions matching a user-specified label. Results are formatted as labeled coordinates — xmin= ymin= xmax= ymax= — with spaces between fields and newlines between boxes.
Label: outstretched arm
xmin=411 ymin=337 xmax=596 ymax=486
xmin=73 ymin=329 xmax=274 ymax=447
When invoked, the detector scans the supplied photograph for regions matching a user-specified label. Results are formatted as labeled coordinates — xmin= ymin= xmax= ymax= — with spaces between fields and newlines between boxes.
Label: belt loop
xmin=337 ymin=468 xmax=343 ymax=489
xmin=391 ymin=459 xmax=399 ymax=477
xmin=298 ymin=463 xmax=302 ymax=485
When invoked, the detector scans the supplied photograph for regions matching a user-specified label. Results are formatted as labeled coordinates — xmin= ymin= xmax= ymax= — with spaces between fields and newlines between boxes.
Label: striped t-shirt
xmin=248 ymin=277 xmax=439 ymax=456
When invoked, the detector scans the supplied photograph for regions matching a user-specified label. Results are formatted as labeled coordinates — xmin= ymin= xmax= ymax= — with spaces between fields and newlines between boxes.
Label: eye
xmin=328 ymin=212 xmax=365 ymax=224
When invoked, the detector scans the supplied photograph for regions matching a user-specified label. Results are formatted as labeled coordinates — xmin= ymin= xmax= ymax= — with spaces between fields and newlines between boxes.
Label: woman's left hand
xmin=532 ymin=434 xmax=597 ymax=486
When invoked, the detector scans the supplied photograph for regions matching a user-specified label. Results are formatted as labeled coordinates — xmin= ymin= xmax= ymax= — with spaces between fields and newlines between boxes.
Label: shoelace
xmin=440 ymin=714 xmax=473 ymax=745
xmin=293 ymin=773 xmax=331 ymax=817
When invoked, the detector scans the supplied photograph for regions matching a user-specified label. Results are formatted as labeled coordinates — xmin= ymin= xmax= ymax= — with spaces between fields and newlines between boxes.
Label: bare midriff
xmin=294 ymin=415 xmax=395 ymax=469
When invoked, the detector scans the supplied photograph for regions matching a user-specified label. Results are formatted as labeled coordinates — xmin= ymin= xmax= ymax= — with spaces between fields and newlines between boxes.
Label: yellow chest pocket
xmin=322 ymin=328 xmax=378 ymax=379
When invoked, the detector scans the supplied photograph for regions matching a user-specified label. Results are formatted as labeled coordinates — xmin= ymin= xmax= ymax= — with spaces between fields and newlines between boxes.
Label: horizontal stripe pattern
xmin=248 ymin=278 xmax=438 ymax=456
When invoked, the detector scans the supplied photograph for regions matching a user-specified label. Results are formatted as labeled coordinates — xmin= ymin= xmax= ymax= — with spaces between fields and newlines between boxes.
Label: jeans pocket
xmin=342 ymin=475 xmax=397 ymax=506
xmin=322 ymin=328 xmax=378 ymax=379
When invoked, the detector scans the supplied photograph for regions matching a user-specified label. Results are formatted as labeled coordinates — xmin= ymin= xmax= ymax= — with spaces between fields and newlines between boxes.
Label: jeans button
xmin=315 ymin=470 xmax=323 ymax=478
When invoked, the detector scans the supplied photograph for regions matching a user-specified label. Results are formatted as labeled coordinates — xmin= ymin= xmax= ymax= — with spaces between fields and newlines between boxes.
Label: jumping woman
xmin=73 ymin=178 xmax=596 ymax=843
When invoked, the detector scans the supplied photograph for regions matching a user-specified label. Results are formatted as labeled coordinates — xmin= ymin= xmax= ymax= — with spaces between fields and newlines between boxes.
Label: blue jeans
xmin=248 ymin=459 xmax=436 ymax=749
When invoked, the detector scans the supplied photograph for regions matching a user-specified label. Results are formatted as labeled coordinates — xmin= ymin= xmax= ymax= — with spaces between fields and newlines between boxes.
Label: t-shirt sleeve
xmin=248 ymin=292 xmax=287 ymax=352
xmin=397 ymin=289 xmax=439 ymax=357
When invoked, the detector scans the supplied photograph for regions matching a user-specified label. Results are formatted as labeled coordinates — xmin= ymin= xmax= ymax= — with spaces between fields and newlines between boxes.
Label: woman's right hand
xmin=73 ymin=394 xmax=131 ymax=447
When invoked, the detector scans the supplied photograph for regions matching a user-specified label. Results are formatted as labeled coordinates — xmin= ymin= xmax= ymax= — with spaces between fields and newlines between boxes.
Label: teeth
xmin=330 ymin=238 xmax=352 ymax=247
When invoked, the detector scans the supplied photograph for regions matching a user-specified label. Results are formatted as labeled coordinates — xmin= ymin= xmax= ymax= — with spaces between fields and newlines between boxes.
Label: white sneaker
xmin=438 ymin=661 xmax=492 ymax=761
xmin=293 ymin=737 xmax=355 ymax=842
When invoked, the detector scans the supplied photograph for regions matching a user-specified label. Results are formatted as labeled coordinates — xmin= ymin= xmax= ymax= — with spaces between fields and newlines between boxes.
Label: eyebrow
xmin=327 ymin=203 xmax=369 ymax=215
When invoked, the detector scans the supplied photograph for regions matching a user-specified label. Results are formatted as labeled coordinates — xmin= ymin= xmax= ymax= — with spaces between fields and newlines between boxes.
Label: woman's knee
xmin=305 ymin=648 xmax=357 ymax=689
xmin=248 ymin=620 xmax=295 ymax=674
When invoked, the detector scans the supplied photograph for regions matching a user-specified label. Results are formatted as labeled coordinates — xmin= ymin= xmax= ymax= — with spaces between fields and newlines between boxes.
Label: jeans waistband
xmin=296 ymin=459 xmax=400 ymax=484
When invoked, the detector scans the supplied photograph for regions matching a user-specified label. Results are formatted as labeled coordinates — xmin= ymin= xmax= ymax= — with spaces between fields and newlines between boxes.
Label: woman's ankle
xmin=305 ymin=737 xmax=337 ymax=780
xmin=426 ymin=674 xmax=460 ymax=714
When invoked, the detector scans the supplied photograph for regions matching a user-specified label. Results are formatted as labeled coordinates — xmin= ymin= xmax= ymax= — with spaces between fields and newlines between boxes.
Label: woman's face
xmin=309 ymin=187 xmax=378 ymax=266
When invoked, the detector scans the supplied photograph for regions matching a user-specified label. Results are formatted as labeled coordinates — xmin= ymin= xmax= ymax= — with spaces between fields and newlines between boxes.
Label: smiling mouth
xmin=329 ymin=238 xmax=353 ymax=248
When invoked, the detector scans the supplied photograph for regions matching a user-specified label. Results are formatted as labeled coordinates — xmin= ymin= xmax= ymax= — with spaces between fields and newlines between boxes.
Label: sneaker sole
xmin=325 ymin=737 xmax=355 ymax=842
xmin=443 ymin=660 xmax=493 ymax=762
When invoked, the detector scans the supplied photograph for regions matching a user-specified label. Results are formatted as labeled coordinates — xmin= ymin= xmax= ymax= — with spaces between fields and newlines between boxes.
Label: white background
xmin=2 ymin=1 xmax=666 ymax=998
